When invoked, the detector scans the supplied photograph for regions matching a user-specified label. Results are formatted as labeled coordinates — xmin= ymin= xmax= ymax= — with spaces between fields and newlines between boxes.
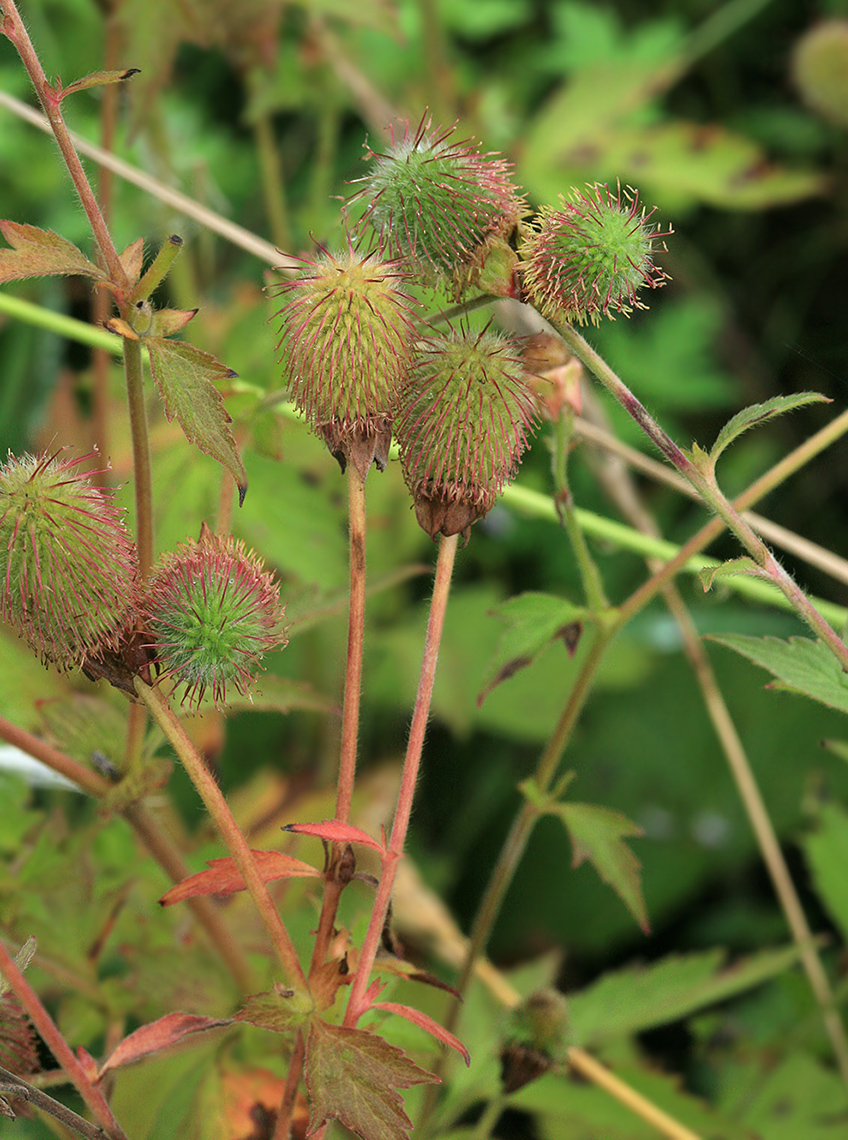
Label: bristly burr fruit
xmin=276 ymin=241 xmax=418 ymax=481
xmin=394 ymin=325 xmax=540 ymax=539
xmin=521 ymin=183 xmax=671 ymax=325
xmin=0 ymin=449 xmax=137 ymax=669
xmin=141 ymin=526 xmax=285 ymax=709
xmin=347 ymin=114 xmax=525 ymax=293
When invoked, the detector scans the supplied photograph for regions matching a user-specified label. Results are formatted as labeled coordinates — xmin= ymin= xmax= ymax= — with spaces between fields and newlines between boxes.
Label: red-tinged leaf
xmin=119 ymin=238 xmax=145 ymax=287
xmin=557 ymin=802 xmax=649 ymax=934
xmin=59 ymin=68 xmax=140 ymax=99
xmin=0 ymin=993 xmax=39 ymax=1076
xmin=98 ymin=1012 xmax=230 ymax=1078
xmin=145 ymin=336 xmax=247 ymax=503
xmin=152 ymin=307 xmax=198 ymax=337
xmin=0 ymin=221 xmax=107 ymax=283
xmin=76 ymin=1045 xmax=98 ymax=1084
xmin=159 ymin=850 xmax=320 ymax=906
xmin=284 ymin=819 xmax=386 ymax=854
xmin=305 ymin=1019 xmax=437 ymax=1140
xmin=234 ymin=984 xmax=314 ymax=1033
xmin=370 ymin=1002 xmax=470 ymax=1066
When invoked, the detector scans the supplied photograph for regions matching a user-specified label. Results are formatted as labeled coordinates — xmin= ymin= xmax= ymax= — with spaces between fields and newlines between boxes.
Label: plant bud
xmin=141 ymin=526 xmax=285 ymax=708
xmin=348 ymin=115 xmax=525 ymax=292
xmin=394 ymin=326 xmax=540 ymax=539
xmin=0 ymin=450 xmax=137 ymax=669
xmin=521 ymin=183 xmax=671 ymax=324
xmin=276 ymin=243 xmax=417 ymax=481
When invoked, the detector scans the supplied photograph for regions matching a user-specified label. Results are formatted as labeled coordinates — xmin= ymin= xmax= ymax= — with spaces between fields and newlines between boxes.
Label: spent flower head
xmin=0 ymin=449 xmax=137 ymax=668
xmin=277 ymin=241 xmax=418 ymax=480
xmin=792 ymin=20 xmax=848 ymax=128
xmin=141 ymin=526 xmax=285 ymax=709
xmin=394 ymin=325 xmax=540 ymax=539
xmin=347 ymin=114 xmax=525 ymax=292
xmin=521 ymin=183 xmax=671 ymax=324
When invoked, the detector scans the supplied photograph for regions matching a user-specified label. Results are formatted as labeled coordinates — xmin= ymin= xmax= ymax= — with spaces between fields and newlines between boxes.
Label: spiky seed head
xmin=0 ymin=450 xmax=137 ymax=669
xmin=347 ymin=114 xmax=525 ymax=291
xmin=141 ymin=526 xmax=285 ymax=709
xmin=276 ymin=242 xmax=418 ymax=480
xmin=521 ymin=184 xmax=671 ymax=325
xmin=792 ymin=21 xmax=848 ymax=128
xmin=394 ymin=326 xmax=540 ymax=539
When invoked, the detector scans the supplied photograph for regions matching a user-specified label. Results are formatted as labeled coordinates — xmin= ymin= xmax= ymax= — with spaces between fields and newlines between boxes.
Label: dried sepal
xmin=141 ymin=525 xmax=286 ymax=709
xmin=347 ymin=114 xmax=525 ymax=291
xmin=0 ymin=450 xmax=137 ymax=669
xmin=394 ymin=326 xmax=540 ymax=539
xmin=276 ymin=241 xmax=418 ymax=480
xmin=521 ymin=183 xmax=671 ymax=325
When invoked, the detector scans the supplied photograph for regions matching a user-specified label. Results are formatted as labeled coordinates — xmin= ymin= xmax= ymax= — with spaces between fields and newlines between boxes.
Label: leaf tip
xmin=238 ymin=482 xmax=248 ymax=507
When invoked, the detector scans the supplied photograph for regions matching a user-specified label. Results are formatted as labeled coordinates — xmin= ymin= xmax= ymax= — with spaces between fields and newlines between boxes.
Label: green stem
xmin=135 ymin=679 xmax=308 ymax=992
xmin=122 ymin=336 xmax=154 ymax=578
xmin=0 ymin=941 xmax=128 ymax=1139
xmin=552 ymin=413 xmax=609 ymax=612
xmin=252 ymin=109 xmax=291 ymax=251
xmin=345 ymin=533 xmax=458 ymax=1026
xmin=555 ymin=320 xmax=848 ymax=668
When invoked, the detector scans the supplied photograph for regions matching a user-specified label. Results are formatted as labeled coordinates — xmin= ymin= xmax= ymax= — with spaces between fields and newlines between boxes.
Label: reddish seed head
xmin=394 ymin=326 xmax=540 ymax=539
xmin=347 ymin=114 xmax=525 ymax=290
xmin=141 ymin=527 xmax=286 ymax=709
xmin=276 ymin=241 xmax=418 ymax=480
xmin=0 ymin=450 xmax=137 ymax=669
xmin=522 ymin=183 xmax=671 ymax=325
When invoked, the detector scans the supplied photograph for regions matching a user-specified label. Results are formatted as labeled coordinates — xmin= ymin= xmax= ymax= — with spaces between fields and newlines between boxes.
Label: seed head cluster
xmin=141 ymin=529 xmax=286 ymax=709
xmin=0 ymin=450 xmax=137 ymax=668
xmin=521 ymin=183 xmax=670 ymax=324
xmin=394 ymin=327 xmax=540 ymax=539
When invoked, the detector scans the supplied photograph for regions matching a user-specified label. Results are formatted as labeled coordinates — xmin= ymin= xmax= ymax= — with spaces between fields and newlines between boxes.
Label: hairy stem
xmin=0 ymin=941 xmax=128 ymax=1139
xmin=0 ymin=1065 xmax=109 ymax=1140
xmin=345 ymin=533 xmax=458 ymax=1026
xmin=136 ymin=679 xmax=307 ymax=991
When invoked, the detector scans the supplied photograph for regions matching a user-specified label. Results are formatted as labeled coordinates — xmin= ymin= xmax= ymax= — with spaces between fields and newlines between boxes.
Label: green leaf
xmin=555 ymin=802 xmax=648 ymax=933
xmin=58 ymin=68 xmax=140 ymax=99
xmin=710 ymin=392 xmax=829 ymax=464
xmin=234 ymin=985 xmax=314 ymax=1033
xmin=145 ymin=336 xmax=247 ymax=502
xmin=0 ymin=221 xmax=106 ymax=283
xmin=803 ymin=803 xmax=848 ymax=944
xmin=709 ymin=634 xmax=848 ymax=716
xmin=699 ymin=556 xmax=765 ymax=592
xmin=305 ymin=1019 xmax=437 ymax=1140
xmin=478 ymin=592 xmax=588 ymax=707
xmin=568 ymin=943 xmax=804 ymax=1047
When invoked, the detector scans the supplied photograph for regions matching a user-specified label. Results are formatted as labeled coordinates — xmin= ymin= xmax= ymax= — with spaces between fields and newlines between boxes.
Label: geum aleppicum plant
xmin=3 ymin=11 xmax=848 ymax=1133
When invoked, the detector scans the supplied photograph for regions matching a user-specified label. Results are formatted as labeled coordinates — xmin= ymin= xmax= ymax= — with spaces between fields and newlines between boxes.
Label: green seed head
xmin=792 ymin=21 xmax=848 ymax=128
xmin=142 ymin=528 xmax=285 ymax=709
xmin=276 ymin=242 xmax=418 ymax=480
xmin=348 ymin=115 xmax=525 ymax=291
xmin=394 ymin=326 xmax=540 ymax=539
xmin=0 ymin=450 xmax=137 ymax=669
xmin=522 ymin=184 xmax=671 ymax=324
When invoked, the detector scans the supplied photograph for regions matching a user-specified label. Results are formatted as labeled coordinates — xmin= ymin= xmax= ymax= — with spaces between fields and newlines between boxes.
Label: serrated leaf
xmin=478 ymin=592 xmax=588 ymax=707
xmin=234 ymin=985 xmax=314 ymax=1033
xmin=568 ymin=943 xmax=803 ymax=1047
xmin=709 ymin=634 xmax=848 ymax=715
xmin=145 ymin=336 xmax=247 ymax=501
xmin=305 ymin=1019 xmax=437 ymax=1140
xmin=710 ymin=392 xmax=829 ymax=464
xmin=699 ymin=556 xmax=765 ymax=592
xmin=555 ymin=802 xmax=648 ymax=933
xmin=0 ymin=221 xmax=106 ymax=283
xmin=159 ymin=849 xmax=320 ymax=906
xmin=59 ymin=68 xmax=140 ymax=99
xmin=98 ymin=1012 xmax=230 ymax=1078
xmin=804 ymin=803 xmax=848 ymax=945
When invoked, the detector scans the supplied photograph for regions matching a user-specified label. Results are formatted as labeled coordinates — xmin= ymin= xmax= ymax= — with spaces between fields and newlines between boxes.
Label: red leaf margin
xmin=160 ymin=850 xmax=320 ymax=906
xmin=371 ymin=1002 xmax=470 ymax=1066
xmin=283 ymin=820 xmax=386 ymax=854
xmin=97 ymin=1013 xmax=229 ymax=1079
